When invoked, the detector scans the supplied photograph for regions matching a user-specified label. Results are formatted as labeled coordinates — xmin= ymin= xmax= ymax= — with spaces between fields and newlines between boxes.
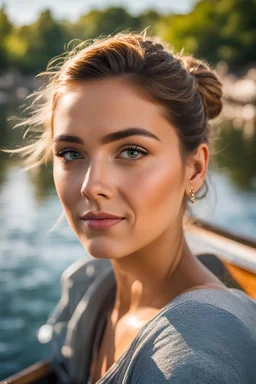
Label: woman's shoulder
xmin=139 ymin=287 xmax=256 ymax=348
xmin=126 ymin=288 xmax=256 ymax=383
xmin=168 ymin=287 xmax=256 ymax=321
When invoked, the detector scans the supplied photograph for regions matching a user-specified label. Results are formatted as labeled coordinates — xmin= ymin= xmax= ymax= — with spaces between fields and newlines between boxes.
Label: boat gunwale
xmin=186 ymin=217 xmax=256 ymax=274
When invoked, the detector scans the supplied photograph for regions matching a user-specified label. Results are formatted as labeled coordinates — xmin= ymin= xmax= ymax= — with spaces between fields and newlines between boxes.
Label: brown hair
xmin=5 ymin=30 xmax=223 ymax=207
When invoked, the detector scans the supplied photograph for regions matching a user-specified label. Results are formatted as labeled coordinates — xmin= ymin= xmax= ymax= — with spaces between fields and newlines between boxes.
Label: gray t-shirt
xmin=42 ymin=258 xmax=256 ymax=383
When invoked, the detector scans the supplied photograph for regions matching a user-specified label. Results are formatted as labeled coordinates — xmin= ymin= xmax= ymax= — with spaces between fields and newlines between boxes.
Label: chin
xmin=80 ymin=237 xmax=128 ymax=260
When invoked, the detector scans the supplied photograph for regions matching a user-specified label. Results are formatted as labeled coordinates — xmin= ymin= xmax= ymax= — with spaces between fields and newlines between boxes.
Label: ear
xmin=185 ymin=143 xmax=209 ymax=196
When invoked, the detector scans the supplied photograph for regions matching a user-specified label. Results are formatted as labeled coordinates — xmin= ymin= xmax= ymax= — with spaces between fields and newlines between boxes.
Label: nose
xmin=80 ymin=158 xmax=113 ymax=201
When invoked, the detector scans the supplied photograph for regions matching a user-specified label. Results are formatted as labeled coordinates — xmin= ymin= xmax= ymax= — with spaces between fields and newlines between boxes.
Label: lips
xmin=81 ymin=211 xmax=124 ymax=220
xmin=80 ymin=211 xmax=125 ymax=230
xmin=82 ymin=218 xmax=124 ymax=230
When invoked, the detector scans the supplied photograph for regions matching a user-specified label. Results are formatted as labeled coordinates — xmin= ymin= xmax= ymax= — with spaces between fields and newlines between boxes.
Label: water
xmin=0 ymin=102 xmax=256 ymax=379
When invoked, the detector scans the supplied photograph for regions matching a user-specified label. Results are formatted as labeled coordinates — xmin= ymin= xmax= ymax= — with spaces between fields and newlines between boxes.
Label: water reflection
xmin=214 ymin=121 xmax=256 ymax=191
xmin=0 ymin=102 xmax=55 ymax=201
xmin=28 ymin=166 xmax=55 ymax=202
xmin=0 ymin=104 xmax=11 ymax=185
xmin=0 ymin=103 xmax=26 ymax=154
xmin=0 ymin=103 xmax=26 ymax=187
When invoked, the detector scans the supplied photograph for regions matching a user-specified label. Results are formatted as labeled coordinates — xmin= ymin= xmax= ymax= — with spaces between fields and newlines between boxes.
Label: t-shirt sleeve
xmin=128 ymin=301 xmax=256 ymax=384
xmin=132 ymin=354 xmax=241 ymax=384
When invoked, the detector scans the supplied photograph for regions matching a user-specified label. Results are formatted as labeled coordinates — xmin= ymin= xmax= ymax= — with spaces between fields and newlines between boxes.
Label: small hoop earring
xmin=189 ymin=189 xmax=195 ymax=203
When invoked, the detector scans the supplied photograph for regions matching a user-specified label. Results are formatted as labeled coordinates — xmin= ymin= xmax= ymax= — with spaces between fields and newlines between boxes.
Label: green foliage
xmin=1 ymin=0 xmax=256 ymax=73
xmin=158 ymin=0 xmax=256 ymax=67
xmin=76 ymin=7 xmax=140 ymax=39
xmin=0 ymin=6 xmax=12 ymax=36
xmin=0 ymin=6 xmax=13 ymax=70
xmin=28 ymin=10 xmax=68 ymax=73
xmin=64 ymin=7 xmax=161 ymax=49
xmin=4 ymin=9 xmax=69 ymax=73
xmin=214 ymin=122 xmax=256 ymax=190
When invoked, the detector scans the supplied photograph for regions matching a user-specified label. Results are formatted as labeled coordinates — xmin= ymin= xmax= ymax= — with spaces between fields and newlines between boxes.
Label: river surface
xmin=0 ymin=102 xmax=256 ymax=378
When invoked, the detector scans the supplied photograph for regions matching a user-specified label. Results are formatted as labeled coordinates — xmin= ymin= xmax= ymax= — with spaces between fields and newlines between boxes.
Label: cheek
xmin=53 ymin=162 xmax=80 ymax=211
xmin=126 ymin=154 xmax=185 ymax=230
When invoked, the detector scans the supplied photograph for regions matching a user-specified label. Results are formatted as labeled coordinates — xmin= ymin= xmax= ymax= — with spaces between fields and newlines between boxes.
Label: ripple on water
xmin=0 ymin=317 xmax=26 ymax=331
xmin=0 ymin=340 xmax=22 ymax=356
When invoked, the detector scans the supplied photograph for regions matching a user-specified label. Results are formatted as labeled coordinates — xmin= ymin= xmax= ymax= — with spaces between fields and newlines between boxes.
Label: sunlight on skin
xmin=126 ymin=316 xmax=144 ymax=329
xmin=52 ymin=76 xmax=218 ymax=326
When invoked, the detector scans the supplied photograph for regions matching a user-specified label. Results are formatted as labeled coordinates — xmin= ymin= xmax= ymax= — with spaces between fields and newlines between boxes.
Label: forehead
xmin=53 ymin=77 xmax=178 ymax=144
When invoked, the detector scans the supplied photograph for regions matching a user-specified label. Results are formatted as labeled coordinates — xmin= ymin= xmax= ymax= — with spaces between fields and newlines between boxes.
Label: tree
xmin=76 ymin=7 xmax=141 ymax=40
xmin=0 ymin=6 xmax=13 ymax=71
xmin=136 ymin=9 xmax=162 ymax=35
xmin=27 ymin=10 xmax=70 ymax=72
xmin=6 ymin=9 xmax=70 ymax=73
xmin=3 ymin=1 xmax=256 ymax=72
xmin=156 ymin=0 xmax=256 ymax=67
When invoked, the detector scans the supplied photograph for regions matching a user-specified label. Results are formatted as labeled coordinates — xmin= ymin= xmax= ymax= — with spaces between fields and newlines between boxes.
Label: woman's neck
xmin=110 ymin=227 xmax=204 ymax=320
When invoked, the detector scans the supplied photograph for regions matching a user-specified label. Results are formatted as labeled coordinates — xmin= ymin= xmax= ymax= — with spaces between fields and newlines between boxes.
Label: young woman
xmin=15 ymin=32 xmax=256 ymax=383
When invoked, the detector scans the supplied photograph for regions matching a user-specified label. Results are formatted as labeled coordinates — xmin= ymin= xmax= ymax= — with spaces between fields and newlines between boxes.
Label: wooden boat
xmin=2 ymin=218 xmax=256 ymax=384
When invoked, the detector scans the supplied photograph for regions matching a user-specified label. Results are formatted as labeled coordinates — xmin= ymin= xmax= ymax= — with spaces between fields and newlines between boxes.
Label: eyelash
xmin=54 ymin=145 xmax=149 ymax=164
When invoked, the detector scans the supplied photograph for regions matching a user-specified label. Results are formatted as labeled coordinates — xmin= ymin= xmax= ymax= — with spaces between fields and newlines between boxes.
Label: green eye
xmin=68 ymin=151 xmax=81 ymax=160
xmin=56 ymin=150 xmax=82 ymax=162
xmin=125 ymin=149 xmax=139 ymax=158
xmin=119 ymin=146 xmax=148 ymax=162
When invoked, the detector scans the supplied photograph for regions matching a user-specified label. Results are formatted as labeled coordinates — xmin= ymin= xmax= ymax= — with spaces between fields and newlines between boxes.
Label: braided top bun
xmin=177 ymin=55 xmax=223 ymax=120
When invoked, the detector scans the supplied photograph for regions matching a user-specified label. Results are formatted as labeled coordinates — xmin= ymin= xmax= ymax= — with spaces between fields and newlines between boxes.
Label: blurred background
xmin=0 ymin=0 xmax=256 ymax=379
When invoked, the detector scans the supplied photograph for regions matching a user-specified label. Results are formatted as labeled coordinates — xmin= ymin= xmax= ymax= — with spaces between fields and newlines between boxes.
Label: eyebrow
xmin=52 ymin=127 xmax=161 ymax=145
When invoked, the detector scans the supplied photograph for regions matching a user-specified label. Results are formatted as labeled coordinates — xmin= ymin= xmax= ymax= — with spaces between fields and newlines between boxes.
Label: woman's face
xmin=52 ymin=77 xmax=189 ymax=259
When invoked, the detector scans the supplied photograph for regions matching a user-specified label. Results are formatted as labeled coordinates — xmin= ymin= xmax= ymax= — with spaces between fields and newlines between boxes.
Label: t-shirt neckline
xmin=93 ymin=287 xmax=240 ymax=383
